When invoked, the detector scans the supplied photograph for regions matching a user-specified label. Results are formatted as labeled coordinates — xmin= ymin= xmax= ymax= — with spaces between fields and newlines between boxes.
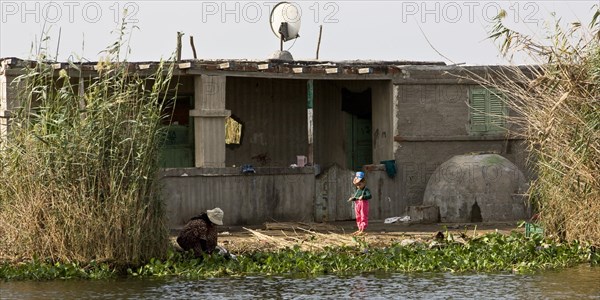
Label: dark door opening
xmin=342 ymin=88 xmax=372 ymax=171
xmin=159 ymin=96 xmax=195 ymax=168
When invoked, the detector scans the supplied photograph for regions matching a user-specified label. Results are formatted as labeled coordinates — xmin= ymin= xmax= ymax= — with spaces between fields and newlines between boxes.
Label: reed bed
xmin=0 ymin=25 xmax=177 ymax=264
xmin=476 ymin=11 xmax=600 ymax=245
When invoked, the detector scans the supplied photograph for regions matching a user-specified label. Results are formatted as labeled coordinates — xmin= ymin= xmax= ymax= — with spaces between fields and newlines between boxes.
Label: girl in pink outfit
xmin=347 ymin=171 xmax=372 ymax=235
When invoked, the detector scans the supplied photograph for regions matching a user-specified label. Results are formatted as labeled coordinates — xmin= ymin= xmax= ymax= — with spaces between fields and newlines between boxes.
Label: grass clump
xmin=0 ymin=24 xmax=177 ymax=265
xmin=481 ymin=9 xmax=600 ymax=245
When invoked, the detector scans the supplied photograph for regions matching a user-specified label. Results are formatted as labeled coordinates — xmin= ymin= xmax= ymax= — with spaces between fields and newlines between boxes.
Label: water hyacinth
xmin=129 ymin=232 xmax=598 ymax=278
xmin=2 ymin=232 xmax=596 ymax=281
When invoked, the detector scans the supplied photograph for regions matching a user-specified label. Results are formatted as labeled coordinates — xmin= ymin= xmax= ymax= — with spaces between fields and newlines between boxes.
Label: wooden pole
xmin=190 ymin=35 xmax=198 ymax=59
xmin=176 ymin=32 xmax=183 ymax=61
xmin=54 ymin=27 xmax=62 ymax=61
xmin=316 ymin=25 xmax=323 ymax=60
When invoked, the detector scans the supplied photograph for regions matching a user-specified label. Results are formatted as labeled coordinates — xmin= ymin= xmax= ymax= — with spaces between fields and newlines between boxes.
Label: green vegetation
xmin=0 ymin=23 xmax=176 ymax=264
xmin=0 ymin=259 xmax=116 ymax=280
xmin=1 ymin=232 xmax=597 ymax=280
xmin=483 ymin=9 xmax=600 ymax=245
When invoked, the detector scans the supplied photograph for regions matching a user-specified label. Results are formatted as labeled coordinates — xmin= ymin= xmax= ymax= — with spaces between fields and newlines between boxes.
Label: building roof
xmin=1 ymin=57 xmax=533 ymax=84
xmin=1 ymin=57 xmax=447 ymax=80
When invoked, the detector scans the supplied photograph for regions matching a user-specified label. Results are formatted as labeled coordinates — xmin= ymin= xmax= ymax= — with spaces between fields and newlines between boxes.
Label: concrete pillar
xmin=189 ymin=75 xmax=230 ymax=168
xmin=0 ymin=73 xmax=7 ymax=142
xmin=307 ymin=79 xmax=314 ymax=164
xmin=0 ymin=65 xmax=15 ymax=144
xmin=392 ymin=84 xmax=401 ymax=155
xmin=372 ymin=80 xmax=394 ymax=163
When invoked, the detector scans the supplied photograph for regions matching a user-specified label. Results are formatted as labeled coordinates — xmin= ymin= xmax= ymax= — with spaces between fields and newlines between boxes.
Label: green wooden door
xmin=158 ymin=96 xmax=195 ymax=168
xmin=346 ymin=115 xmax=372 ymax=171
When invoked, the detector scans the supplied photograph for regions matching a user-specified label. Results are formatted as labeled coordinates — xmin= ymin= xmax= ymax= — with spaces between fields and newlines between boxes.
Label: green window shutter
xmin=488 ymin=90 xmax=506 ymax=132
xmin=469 ymin=88 xmax=488 ymax=133
xmin=469 ymin=87 xmax=507 ymax=134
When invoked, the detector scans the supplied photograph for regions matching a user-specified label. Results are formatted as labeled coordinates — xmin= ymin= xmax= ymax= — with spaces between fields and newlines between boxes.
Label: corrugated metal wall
xmin=313 ymin=80 xmax=347 ymax=169
xmin=161 ymin=168 xmax=315 ymax=227
xmin=225 ymin=77 xmax=308 ymax=167
xmin=315 ymin=165 xmax=355 ymax=222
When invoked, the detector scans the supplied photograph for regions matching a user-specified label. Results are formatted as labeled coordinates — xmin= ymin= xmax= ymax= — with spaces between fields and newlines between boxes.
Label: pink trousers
xmin=354 ymin=200 xmax=369 ymax=231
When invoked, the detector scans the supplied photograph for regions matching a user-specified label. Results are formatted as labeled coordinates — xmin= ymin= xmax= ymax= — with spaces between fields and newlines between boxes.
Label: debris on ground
xmin=384 ymin=216 xmax=410 ymax=224
xmin=243 ymin=227 xmax=356 ymax=252
xmin=264 ymin=222 xmax=340 ymax=231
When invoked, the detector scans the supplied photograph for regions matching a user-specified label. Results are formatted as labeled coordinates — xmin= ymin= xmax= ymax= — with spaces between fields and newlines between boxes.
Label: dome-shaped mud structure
xmin=423 ymin=154 xmax=529 ymax=222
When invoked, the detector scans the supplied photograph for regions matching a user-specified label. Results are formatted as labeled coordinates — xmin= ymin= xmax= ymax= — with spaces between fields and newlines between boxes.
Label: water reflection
xmin=1 ymin=265 xmax=598 ymax=299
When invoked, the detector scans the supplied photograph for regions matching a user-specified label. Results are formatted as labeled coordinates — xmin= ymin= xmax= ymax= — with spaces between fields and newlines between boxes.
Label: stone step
xmin=407 ymin=205 xmax=439 ymax=224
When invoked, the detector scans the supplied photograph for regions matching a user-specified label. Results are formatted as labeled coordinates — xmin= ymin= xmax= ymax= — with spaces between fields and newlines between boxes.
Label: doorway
xmin=342 ymin=88 xmax=372 ymax=171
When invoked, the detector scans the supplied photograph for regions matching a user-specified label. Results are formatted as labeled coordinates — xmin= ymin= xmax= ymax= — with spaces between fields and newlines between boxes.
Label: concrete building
xmin=0 ymin=57 xmax=531 ymax=228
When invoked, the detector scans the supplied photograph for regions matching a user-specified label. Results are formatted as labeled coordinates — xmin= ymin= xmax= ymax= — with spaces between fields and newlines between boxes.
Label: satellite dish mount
xmin=278 ymin=22 xmax=290 ymax=50
xmin=269 ymin=2 xmax=301 ymax=60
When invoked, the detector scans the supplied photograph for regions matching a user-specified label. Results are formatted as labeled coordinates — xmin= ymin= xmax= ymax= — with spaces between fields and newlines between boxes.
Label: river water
xmin=1 ymin=265 xmax=599 ymax=299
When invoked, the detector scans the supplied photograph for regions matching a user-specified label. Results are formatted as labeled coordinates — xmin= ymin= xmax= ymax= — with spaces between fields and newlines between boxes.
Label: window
xmin=469 ymin=87 xmax=507 ymax=135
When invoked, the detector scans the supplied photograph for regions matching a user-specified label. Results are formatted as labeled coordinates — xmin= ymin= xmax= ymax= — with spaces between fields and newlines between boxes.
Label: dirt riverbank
xmin=171 ymin=220 xmax=522 ymax=254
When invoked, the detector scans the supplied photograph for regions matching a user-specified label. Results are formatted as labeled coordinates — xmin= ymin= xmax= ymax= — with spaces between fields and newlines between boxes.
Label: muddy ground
xmin=171 ymin=221 xmax=522 ymax=254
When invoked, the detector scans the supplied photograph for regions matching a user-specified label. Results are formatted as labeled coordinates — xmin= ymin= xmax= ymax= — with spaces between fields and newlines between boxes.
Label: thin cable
xmin=287 ymin=38 xmax=298 ymax=51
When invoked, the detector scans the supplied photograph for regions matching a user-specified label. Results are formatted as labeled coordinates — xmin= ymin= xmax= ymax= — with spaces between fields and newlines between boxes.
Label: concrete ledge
xmin=363 ymin=164 xmax=386 ymax=171
xmin=189 ymin=109 xmax=231 ymax=117
xmin=160 ymin=166 xmax=316 ymax=177
xmin=394 ymin=135 xmax=524 ymax=142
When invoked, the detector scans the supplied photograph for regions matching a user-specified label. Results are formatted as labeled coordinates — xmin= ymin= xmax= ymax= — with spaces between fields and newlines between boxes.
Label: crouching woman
xmin=176 ymin=207 xmax=224 ymax=257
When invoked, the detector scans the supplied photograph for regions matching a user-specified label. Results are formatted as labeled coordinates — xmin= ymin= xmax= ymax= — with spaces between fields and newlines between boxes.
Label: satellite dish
xmin=270 ymin=2 xmax=301 ymax=42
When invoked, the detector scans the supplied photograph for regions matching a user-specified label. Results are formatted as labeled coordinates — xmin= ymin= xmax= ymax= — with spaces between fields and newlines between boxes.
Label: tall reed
xmin=0 ymin=24 xmax=177 ymax=264
xmin=479 ymin=11 xmax=600 ymax=245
